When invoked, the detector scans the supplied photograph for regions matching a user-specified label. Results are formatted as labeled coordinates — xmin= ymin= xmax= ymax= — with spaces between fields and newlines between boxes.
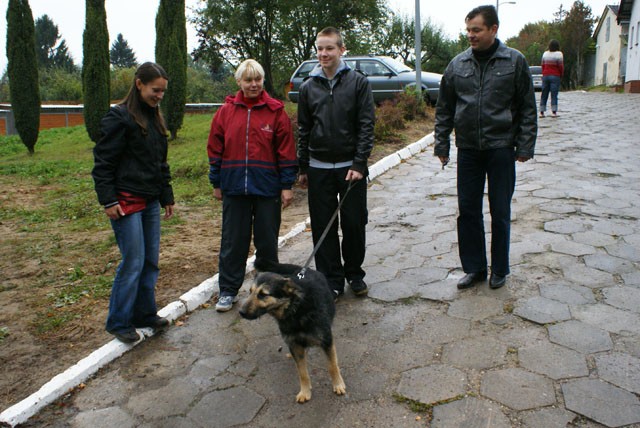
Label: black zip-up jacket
xmin=434 ymin=41 xmax=537 ymax=158
xmin=92 ymin=104 xmax=174 ymax=207
xmin=297 ymin=64 xmax=375 ymax=174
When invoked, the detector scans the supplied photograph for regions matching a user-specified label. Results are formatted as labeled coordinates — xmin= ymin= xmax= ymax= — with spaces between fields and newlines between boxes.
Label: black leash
xmin=298 ymin=179 xmax=356 ymax=279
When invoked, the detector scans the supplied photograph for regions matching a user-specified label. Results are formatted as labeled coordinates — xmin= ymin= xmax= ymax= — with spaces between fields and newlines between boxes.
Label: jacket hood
xmin=309 ymin=59 xmax=350 ymax=79
xmin=224 ymin=90 xmax=284 ymax=111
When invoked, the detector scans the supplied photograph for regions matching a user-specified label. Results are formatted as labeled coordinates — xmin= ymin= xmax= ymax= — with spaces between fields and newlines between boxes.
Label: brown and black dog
xmin=239 ymin=258 xmax=346 ymax=403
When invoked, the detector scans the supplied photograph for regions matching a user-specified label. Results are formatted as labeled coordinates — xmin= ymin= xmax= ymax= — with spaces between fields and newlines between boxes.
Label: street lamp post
xmin=496 ymin=0 xmax=516 ymax=14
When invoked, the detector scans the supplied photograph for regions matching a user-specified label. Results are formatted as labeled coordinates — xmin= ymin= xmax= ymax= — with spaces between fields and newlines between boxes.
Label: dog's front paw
xmin=296 ymin=388 xmax=312 ymax=403
xmin=333 ymin=380 xmax=346 ymax=396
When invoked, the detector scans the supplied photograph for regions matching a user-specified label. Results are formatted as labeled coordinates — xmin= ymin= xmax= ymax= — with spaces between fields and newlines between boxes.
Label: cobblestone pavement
xmin=21 ymin=92 xmax=640 ymax=427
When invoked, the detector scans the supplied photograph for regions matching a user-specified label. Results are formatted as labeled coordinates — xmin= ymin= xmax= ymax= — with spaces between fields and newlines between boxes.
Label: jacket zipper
xmin=245 ymin=108 xmax=251 ymax=194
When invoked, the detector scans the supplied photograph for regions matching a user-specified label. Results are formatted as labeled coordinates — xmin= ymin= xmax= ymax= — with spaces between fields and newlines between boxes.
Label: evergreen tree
xmin=6 ymin=0 xmax=40 ymax=154
xmin=82 ymin=0 xmax=110 ymax=143
xmin=155 ymin=0 xmax=187 ymax=140
xmin=110 ymin=33 xmax=137 ymax=68
xmin=34 ymin=14 xmax=75 ymax=71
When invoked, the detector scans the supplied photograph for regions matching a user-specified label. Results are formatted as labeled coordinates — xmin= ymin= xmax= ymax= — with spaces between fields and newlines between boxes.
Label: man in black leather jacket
xmin=434 ymin=5 xmax=537 ymax=290
xmin=297 ymin=27 xmax=375 ymax=299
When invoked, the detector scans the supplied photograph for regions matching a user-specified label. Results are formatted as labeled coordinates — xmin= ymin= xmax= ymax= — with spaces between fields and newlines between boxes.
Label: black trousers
xmin=218 ymin=194 xmax=281 ymax=296
xmin=307 ymin=166 xmax=368 ymax=292
xmin=457 ymin=148 xmax=515 ymax=276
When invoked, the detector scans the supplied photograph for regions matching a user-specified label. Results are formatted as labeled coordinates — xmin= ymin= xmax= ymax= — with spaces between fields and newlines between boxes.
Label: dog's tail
xmin=254 ymin=257 xmax=301 ymax=275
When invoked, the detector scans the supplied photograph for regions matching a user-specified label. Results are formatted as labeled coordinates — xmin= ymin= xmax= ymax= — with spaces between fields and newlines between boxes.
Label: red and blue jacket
xmin=207 ymin=90 xmax=298 ymax=197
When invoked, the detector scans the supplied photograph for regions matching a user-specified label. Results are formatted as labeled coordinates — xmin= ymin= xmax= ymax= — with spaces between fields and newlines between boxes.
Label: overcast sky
xmin=0 ymin=0 xmax=612 ymax=74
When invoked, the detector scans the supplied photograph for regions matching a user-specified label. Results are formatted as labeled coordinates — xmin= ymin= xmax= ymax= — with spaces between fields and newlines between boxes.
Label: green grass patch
xmin=0 ymin=327 xmax=9 ymax=343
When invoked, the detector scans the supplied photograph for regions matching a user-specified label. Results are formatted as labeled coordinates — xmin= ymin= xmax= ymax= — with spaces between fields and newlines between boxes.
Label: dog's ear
xmin=282 ymin=278 xmax=301 ymax=297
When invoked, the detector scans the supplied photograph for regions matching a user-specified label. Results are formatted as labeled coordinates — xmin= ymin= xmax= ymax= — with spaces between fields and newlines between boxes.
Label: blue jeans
xmin=457 ymin=148 xmax=515 ymax=276
xmin=540 ymin=75 xmax=561 ymax=113
xmin=106 ymin=200 xmax=161 ymax=334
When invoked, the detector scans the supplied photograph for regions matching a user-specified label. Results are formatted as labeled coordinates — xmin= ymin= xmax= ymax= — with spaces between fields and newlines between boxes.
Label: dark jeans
xmin=457 ymin=148 xmax=515 ymax=276
xmin=540 ymin=75 xmax=561 ymax=113
xmin=307 ymin=166 xmax=368 ymax=292
xmin=218 ymin=194 xmax=281 ymax=296
xmin=107 ymin=200 xmax=161 ymax=334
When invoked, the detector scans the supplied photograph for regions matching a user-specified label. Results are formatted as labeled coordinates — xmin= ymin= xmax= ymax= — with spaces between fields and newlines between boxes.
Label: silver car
xmin=287 ymin=55 xmax=442 ymax=104
xmin=530 ymin=65 xmax=542 ymax=91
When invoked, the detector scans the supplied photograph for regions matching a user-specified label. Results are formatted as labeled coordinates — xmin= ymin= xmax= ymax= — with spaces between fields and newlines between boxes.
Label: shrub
xmin=374 ymin=100 xmax=405 ymax=144
xmin=110 ymin=66 xmax=136 ymax=102
xmin=40 ymin=68 xmax=82 ymax=102
xmin=395 ymin=88 xmax=429 ymax=121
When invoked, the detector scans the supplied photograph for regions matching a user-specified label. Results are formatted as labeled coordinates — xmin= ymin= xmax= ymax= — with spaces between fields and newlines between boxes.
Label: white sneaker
xmin=216 ymin=295 xmax=239 ymax=312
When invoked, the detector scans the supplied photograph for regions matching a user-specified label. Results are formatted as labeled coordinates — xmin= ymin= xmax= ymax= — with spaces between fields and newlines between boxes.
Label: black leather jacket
xmin=297 ymin=64 xmax=375 ymax=174
xmin=434 ymin=42 xmax=537 ymax=158
xmin=92 ymin=105 xmax=174 ymax=207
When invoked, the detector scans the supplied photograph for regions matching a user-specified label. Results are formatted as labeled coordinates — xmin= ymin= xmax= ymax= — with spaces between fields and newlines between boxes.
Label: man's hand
xmin=438 ymin=156 xmax=450 ymax=168
xmin=281 ymin=189 xmax=293 ymax=209
xmin=516 ymin=156 xmax=531 ymax=163
xmin=345 ymin=169 xmax=363 ymax=181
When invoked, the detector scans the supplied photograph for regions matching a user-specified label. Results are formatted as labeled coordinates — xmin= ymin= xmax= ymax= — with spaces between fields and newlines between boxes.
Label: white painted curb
xmin=0 ymin=132 xmax=435 ymax=427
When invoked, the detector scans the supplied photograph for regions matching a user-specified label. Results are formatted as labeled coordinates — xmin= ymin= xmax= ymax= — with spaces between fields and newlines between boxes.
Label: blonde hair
xmin=235 ymin=59 xmax=265 ymax=81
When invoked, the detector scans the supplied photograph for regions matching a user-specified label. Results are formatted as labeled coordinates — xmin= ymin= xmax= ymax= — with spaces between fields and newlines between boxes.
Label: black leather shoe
xmin=457 ymin=270 xmax=487 ymax=289
xmin=490 ymin=273 xmax=506 ymax=289
xmin=134 ymin=316 xmax=170 ymax=330
xmin=110 ymin=329 xmax=140 ymax=343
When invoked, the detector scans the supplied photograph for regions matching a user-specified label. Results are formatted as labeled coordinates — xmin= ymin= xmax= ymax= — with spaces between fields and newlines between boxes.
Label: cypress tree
xmin=6 ymin=0 xmax=40 ymax=154
xmin=155 ymin=0 xmax=187 ymax=140
xmin=82 ymin=0 xmax=110 ymax=143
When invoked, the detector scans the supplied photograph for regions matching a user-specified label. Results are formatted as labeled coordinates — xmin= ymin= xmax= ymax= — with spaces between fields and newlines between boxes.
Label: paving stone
xmin=539 ymin=283 xmax=596 ymax=305
xmin=571 ymin=231 xmax=618 ymax=248
xmin=543 ymin=219 xmax=588 ymax=234
xmin=584 ymin=253 xmax=636 ymax=274
xmin=396 ymin=266 xmax=449 ymax=286
xmin=548 ymin=320 xmax=613 ymax=353
xmin=622 ymin=270 xmax=640 ymax=287
xmin=513 ymin=296 xmax=571 ymax=324
xmin=571 ymin=303 xmax=640 ymax=335
xmin=549 ymin=240 xmax=596 ymax=257
xmin=411 ymin=313 xmax=472 ymax=345
xmin=71 ymin=407 xmax=135 ymax=428
xmin=562 ymin=264 xmax=615 ymax=288
xmin=367 ymin=279 xmax=418 ymax=302
xmin=187 ymin=387 xmax=265 ymax=427
xmin=592 ymin=221 xmax=635 ymax=237
xmin=562 ymin=378 xmax=640 ymax=427
xmin=480 ymin=368 xmax=556 ymax=410
xmin=431 ymin=397 xmax=511 ymax=428
xmin=447 ymin=296 xmax=504 ymax=321
xmin=521 ymin=407 xmax=577 ymax=428
xmin=416 ymin=281 xmax=458 ymax=301
xmin=396 ymin=364 xmax=467 ymax=405
xmin=603 ymin=286 xmax=640 ymax=313
xmin=595 ymin=352 xmax=640 ymax=394
xmin=518 ymin=342 xmax=588 ymax=379
xmin=538 ymin=202 xmax=578 ymax=214
xmin=412 ymin=239 xmax=454 ymax=257
xmin=126 ymin=377 xmax=201 ymax=419
xmin=605 ymin=242 xmax=640 ymax=262
xmin=138 ymin=417 xmax=195 ymax=428
xmin=442 ymin=336 xmax=507 ymax=370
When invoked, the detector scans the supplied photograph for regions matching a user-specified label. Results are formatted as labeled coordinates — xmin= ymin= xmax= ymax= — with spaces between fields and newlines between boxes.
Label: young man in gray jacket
xmin=435 ymin=5 xmax=537 ymax=290
xmin=297 ymin=27 xmax=375 ymax=299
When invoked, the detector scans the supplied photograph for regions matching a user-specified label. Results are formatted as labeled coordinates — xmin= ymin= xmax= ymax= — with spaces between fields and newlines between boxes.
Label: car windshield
xmin=530 ymin=66 xmax=542 ymax=74
xmin=296 ymin=61 xmax=318 ymax=78
xmin=380 ymin=56 xmax=413 ymax=74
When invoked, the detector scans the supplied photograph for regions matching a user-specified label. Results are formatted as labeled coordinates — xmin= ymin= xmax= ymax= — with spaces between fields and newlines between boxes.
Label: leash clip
xmin=297 ymin=269 xmax=306 ymax=280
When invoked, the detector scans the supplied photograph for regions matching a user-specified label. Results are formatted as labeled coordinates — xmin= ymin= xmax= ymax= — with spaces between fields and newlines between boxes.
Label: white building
xmin=594 ymin=5 xmax=624 ymax=86
xmin=618 ymin=0 xmax=640 ymax=92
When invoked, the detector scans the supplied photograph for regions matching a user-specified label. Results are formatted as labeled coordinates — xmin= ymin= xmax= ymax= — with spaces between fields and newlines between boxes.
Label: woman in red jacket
xmin=539 ymin=40 xmax=564 ymax=118
xmin=207 ymin=59 xmax=298 ymax=312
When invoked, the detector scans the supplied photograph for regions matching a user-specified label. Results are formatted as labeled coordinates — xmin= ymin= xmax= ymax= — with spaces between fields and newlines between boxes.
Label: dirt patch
xmin=0 ymin=119 xmax=433 ymax=412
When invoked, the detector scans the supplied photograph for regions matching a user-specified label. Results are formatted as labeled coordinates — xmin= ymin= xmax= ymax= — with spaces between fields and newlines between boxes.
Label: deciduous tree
xmin=6 ymin=0 xmax=40 ymax=154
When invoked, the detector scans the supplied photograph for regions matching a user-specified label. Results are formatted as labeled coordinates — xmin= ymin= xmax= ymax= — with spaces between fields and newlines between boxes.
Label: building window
xmin=606 ymin=17 xmax=611 ymax=42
